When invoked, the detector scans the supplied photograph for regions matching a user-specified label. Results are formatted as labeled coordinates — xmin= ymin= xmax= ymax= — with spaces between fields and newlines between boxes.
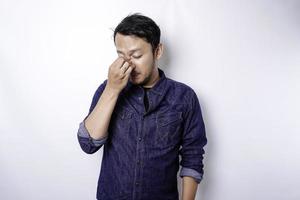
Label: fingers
xmin=115 ymin=57 xmax=131 ymax=69
xmin=120 ymin=61 xmax=130 ymax=74
xmin=110 ymin=57 xmax=134 ymax=81
xmin=123 ymin=65 xmax=134 ymax=79
xmin=111 ymin=57 xmax=126 ymax=69
xmin=120 ymin=60 xmax=135 ymax=76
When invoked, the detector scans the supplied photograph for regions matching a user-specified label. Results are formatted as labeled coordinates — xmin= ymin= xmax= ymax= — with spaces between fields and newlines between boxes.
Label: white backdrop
xmin=1 ymin=0 xmax=299 ymax=199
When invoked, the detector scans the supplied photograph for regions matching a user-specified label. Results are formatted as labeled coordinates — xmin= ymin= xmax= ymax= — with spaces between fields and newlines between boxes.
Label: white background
xmin=1 ymin=0 xmax=299 ymax=199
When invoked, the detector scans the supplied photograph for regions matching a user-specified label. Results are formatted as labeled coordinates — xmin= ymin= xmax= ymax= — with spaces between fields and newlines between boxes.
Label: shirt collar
xmin=147 ymin=67 xmax=166 ymax=95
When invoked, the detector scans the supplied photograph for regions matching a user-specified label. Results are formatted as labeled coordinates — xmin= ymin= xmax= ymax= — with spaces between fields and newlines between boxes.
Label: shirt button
xmin=135 ymin=182 xmax=139 ymax=186
xmin=138 ymin=97 xmax=142 ymax=101
xmin=138 ymin=137 xmax=142 ymax=141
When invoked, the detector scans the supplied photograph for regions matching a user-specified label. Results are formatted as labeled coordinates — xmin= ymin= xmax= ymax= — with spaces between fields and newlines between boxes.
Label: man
xmin=77 ymin=13 xmax=207 ymax=200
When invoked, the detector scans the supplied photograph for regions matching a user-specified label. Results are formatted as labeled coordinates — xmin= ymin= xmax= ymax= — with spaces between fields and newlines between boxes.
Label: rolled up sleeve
xmin=179 ymin=89 xmax=207 ymax=183
xmin=77 ymin=80 xmax=108 ymax=154
xmin=179 ymin=167 xmax=203 ymax=183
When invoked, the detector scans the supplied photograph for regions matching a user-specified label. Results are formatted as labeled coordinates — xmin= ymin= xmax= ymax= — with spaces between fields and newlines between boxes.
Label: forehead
xmin=115 ymin=33 xmax=151 ymax=53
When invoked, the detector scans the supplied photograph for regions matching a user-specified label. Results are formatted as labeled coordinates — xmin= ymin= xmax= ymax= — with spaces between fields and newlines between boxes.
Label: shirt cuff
xmin=78 ymin=121 xmax=107 ymax=147
xmin=179 ymin=167 xmax=203 ymax=184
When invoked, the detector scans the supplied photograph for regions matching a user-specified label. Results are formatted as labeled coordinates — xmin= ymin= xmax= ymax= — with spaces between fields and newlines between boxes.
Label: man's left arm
xmin=182 ymin=176 xmax=198 ymax=200
xmin=179 ymin=89 xmax=207 ymax=200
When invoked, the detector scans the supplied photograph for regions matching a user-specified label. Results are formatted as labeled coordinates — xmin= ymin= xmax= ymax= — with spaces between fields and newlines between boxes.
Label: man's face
xmin=115 ymin=33 xmax=157 ymax=86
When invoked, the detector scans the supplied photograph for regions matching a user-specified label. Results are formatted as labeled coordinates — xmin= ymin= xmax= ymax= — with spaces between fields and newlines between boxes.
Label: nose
xmin=123 ymin=56 xmax=133 ymax=66
xmin=122 ymin=55 xmax=130 ymax=62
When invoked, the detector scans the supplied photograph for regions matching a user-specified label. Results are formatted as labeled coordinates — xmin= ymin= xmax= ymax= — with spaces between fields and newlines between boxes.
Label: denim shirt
xmin=77 ymin=68 xmax=207 ymax=200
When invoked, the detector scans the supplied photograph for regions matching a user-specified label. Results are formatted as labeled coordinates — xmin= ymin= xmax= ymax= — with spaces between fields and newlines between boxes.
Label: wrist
xmin=104 ymin=84 xmax=121 ymax=97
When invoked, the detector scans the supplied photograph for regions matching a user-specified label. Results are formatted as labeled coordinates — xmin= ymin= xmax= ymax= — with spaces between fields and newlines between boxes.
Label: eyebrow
xmin=117 ymin=48 xmax=142 ymax=54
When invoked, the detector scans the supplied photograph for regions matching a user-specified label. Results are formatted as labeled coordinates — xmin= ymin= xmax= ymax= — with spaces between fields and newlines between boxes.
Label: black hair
xmin=113 ymin=13 xmax=161 ymax=53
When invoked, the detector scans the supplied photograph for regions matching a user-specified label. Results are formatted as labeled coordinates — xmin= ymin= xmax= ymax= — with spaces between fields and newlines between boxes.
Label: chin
xmin=130 ymin=77 xmax=146 ymax=86
xmin=129 ymin=78 xmax=142 ymax=85
xmin=130 ymin=73 xmax=152 ymax=86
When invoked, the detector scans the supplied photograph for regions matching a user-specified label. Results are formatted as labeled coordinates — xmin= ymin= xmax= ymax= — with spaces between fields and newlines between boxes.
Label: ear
xmin=154 ymin=43 xmax=163 ymax=60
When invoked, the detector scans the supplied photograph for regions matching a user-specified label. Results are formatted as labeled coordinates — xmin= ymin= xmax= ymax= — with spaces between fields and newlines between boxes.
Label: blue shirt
xmin=77 ymin=68 xmax=207 ymax=200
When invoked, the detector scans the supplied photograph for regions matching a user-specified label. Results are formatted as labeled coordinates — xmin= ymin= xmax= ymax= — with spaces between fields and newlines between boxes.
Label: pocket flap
xmin=157 ymin=111 xmax=182 ymax=126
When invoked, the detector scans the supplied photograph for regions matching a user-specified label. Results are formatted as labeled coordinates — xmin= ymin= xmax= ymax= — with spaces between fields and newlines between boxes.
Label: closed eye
xmin=132 ymin=55 xmax=142 ymax=59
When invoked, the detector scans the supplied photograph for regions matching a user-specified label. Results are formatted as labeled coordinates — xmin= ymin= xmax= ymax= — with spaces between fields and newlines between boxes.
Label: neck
xmin=143 ymin=67 xmax=160 ymax=88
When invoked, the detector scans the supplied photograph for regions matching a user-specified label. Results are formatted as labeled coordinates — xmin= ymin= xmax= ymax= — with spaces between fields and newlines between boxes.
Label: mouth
xmin=131 ymin=74 xmax=140 ymax=81
xmin=131 ymin=71 xmax=139 ymax=77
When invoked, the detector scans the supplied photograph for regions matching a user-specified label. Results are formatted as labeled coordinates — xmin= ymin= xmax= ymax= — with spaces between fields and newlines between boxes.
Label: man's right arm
xmin=84 ymin=86 xmax=120 ymax=141
xmin=77 ymin=57 xmax=134 ymax=154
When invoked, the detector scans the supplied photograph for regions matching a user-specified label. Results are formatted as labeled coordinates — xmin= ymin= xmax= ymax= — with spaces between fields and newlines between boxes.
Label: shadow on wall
xmin=158 ymin=38 xmax=171 ymax=72
xmin=198 ymin=98 xmax=214 ymax=200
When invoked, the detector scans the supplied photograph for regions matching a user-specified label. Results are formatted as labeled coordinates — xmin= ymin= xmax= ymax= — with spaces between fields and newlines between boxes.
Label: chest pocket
xmin=156 ymin=111 xmax=183 ymax=148
xmin=109 ymin=106 xmax=133 ymax=141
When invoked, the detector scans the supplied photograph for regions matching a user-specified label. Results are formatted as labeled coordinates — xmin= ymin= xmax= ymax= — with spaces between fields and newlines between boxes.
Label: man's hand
xmin=106 ymin=57 xmax=134 ymax=93
xmin=83 ymin=57 xmax=134 ymax=141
